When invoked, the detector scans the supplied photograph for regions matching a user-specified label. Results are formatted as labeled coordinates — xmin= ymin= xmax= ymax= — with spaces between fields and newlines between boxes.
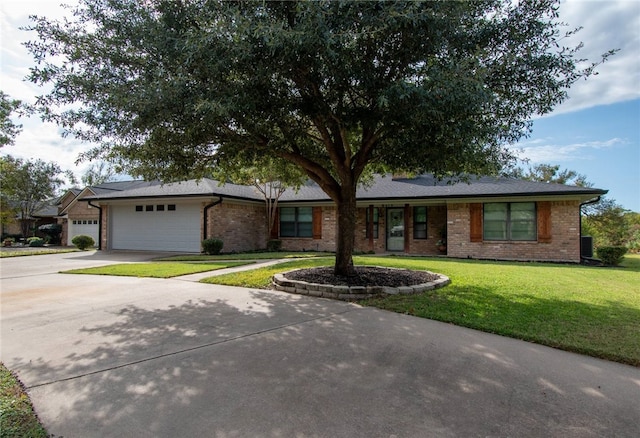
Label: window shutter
xmin=470 ymin=203 xmax=483 ymax=242
xmin=312 ymin=207 xmax=322 ymax=239
xmin=537 ymin=201 xmax=552 ymax=243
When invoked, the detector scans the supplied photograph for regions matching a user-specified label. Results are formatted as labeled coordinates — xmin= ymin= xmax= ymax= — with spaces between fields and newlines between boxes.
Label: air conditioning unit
xmin=581 ymin=236 xmax=593 ymax=258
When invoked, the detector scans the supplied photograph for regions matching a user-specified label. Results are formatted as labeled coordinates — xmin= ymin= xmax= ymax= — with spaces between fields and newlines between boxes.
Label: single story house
xmin=67 ymin=174 xmax=606 ymax=263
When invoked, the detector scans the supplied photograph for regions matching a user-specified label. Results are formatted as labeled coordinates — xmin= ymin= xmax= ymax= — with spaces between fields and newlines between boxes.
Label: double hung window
xmin=280 ymin=207 xmax=313 ymax=237
xmin=413 ymin=206 xmax=427 ymax=239
xmin=483 ymin=202 xmax=536 ymax=241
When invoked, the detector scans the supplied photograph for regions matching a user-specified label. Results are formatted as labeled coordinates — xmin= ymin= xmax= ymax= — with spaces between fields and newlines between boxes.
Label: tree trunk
xmin=334 ymin=186 xmax=357 ymax=277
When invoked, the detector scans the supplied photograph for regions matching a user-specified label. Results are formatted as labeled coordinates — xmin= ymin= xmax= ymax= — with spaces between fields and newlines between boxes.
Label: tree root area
xmin=284 ymin=266 xmax=438 ymax=287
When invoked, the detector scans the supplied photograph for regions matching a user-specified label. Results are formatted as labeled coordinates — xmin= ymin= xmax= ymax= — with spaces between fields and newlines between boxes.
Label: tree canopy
xmin=504 ymin=163 xmax=590 ymax=187
xmin=0 ymin=155 xmax=66 ymax=237
xmin=0 ymin=91 xmax=23 ymax=147
xmin=26 ymin=0 xmax=614 ymax=274
xmin=81 ymin=161 xmax=117 ymax=186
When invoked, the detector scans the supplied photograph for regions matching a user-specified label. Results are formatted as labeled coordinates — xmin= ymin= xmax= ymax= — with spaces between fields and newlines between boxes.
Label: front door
xmin=387 ymin=208 xmax=404 ymax=251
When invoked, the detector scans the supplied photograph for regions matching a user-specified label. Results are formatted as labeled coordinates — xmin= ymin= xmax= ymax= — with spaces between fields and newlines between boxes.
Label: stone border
xmin=272 ymin=266 xmax=450 ymax=301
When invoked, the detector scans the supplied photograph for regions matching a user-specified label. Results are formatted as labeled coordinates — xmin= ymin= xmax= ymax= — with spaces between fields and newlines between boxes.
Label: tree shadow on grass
xmin=6 ymin=289 xmax=640 ymax=437
xmin=366 ymin=283 xmax=640 ymax=366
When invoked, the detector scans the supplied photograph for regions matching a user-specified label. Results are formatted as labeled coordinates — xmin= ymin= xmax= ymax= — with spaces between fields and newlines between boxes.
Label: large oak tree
xmin=26 ymin=0 xmax=613 ymax=275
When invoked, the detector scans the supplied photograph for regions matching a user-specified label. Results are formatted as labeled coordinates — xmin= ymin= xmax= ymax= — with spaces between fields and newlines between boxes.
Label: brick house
xmin=73 ymin=174 xmax=606 ymax=263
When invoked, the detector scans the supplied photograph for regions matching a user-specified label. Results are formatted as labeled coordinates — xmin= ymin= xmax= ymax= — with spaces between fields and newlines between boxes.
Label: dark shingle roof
xmin=84 ymin=178 xmax=263 ymax=201
xmin=279 ymin=174 xmax=606 ymax=202
xmin=82 ymin=174 xmax=607 ymax=203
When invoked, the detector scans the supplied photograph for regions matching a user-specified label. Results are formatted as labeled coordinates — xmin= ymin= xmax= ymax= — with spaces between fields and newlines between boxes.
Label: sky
xmin=1 ymin=0 xmax=639 ymax=212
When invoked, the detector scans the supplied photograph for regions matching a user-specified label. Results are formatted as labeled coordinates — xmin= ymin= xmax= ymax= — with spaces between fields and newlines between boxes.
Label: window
xmin=167 ymin=204 xmax=176 ymax=211
xmin=413 ymin=206 xmax=427 ymax=239
xmin=484 ymin=202 xmax=536 ymax=241
xmin=366 ymin=207 xmax=379 ymax=239
xmin=280 ymin=207 xmax=313 ymax=237
xmin=145 ymin=205 xmax=154 ymax=212
xmin=135 ymin=205 xmax=143 ymax=212
xmin=156 ymin=204 xmax=165 ymax=211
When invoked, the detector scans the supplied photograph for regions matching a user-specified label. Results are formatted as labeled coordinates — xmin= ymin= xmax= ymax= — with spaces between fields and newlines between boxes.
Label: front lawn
xmin=0 ymin=248 xmax=79 ymax=258
xmin=202 ymin=254 xmax=640 ymax=366
xmin=63 ymin=261 xmax=250 ymax=278
xmin=0 ymin=362 xmax=47 ymax=438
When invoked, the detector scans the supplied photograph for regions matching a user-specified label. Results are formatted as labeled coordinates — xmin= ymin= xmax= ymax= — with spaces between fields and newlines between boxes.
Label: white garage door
xmin=68 ymin=219 xmax=99 ymax=247
xmin=110 ymin=202 xmax=201 ymax=252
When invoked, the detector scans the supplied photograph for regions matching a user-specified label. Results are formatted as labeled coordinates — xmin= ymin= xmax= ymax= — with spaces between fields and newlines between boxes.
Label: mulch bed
xmin=283 ymin=266 xmax=438 ymax=287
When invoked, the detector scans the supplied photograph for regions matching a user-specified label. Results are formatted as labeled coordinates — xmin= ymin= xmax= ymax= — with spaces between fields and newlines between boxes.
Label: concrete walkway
xmin=174 ymin=258 xmax=289 ymax=282
xmin=1 ymin=252 xmax=639 ymax=437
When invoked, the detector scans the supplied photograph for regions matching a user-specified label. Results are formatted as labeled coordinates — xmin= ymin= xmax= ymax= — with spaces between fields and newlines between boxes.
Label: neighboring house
xmin=58 ymin=187 xmax=99 ymax=246
xmin=74 ymin=174 xmax=606 ymax=263
xmin=58 ymin=181 xmax=157 ymax=247
xmin=1 ymin=199 xmax=59 ymax=239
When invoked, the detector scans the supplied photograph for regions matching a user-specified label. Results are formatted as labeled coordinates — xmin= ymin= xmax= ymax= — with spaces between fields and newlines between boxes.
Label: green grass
xmin=0 ymin=248 xmax=79 ymax=258
xmin=0 ymin=362 xmax=47 ymax=438
xmin=202 ymin=254 xmax=640 ymax=366
xmin=155 ymin=251 xmax=333 ymax=261
xmin=63 ymin=261 xmax=250 ymax=278
xmin=200 ymin=257 xmax=334 ymax=288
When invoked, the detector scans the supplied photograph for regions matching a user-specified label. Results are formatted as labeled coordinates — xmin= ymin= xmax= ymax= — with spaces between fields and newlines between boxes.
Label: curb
xmin=272 ymin=267 xmax=450 ymax=301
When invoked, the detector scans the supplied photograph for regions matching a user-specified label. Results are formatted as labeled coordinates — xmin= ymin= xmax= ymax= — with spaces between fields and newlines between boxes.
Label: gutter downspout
xmin=579 ymin=196 xmax=601 ymax=261
xmin=87 ymin=200 xmax=103 ymax=250
xmin=203 ymin=197 xmax=223 ymax=241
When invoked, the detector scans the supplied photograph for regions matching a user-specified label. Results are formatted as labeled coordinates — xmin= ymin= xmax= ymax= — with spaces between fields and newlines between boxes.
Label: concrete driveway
xmin=1 ymin=252 xmax=638 ymax=437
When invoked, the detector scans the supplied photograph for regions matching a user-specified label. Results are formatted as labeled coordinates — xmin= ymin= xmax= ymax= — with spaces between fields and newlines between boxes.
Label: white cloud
xmin=548 ymin=0 xmax=640 ymax=116
xmin=511 ymin=137 xmax=627 ymax=163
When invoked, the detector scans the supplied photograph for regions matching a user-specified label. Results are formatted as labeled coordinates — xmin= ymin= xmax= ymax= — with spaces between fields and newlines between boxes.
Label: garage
xmin=109 ymin=201 xmax=202 ymax=252
xmin=68 ymin=219 xmax=99 ymax=247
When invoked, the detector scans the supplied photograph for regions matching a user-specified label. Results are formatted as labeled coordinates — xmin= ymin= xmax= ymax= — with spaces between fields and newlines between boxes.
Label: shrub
xmin=266 ymin=239 xmax=282 ymax=252
xmin=202 ymin=238 xmax=223 ymax=255
xmin=27 ymin=237 xmax=45 ymax=247
xmin=71 ymin=235 xmax=95 ymax=250
xmin=38 ymin=223 xmax=63 ymax=244
xmin=596 ymin=246 xmax=628 ymax=266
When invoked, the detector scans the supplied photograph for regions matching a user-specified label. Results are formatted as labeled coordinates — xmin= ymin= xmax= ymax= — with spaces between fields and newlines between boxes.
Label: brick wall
xmin=61 ymin=199 xmax=101 ymax=246
xmin=279 ymin=206 xmax=337 ymax=252
xmin=447 ymin=200 xmax=582 ymax=262
xmin=205 ymin=201 xmax=267 ymax=252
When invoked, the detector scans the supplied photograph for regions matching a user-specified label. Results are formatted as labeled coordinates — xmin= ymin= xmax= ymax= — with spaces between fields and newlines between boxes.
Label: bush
xmin=266 ymin=239 xmax=282 ymax=252
xmin=27 ymin=237 xmax=45 ymax=247
xmin=596 ymin=246 xmax=628 ymax=266
xmin=71 ymin=235 xmax=95 ymax=250
xmin=38 ymin=223 xmax=63 ymax=244
xmin=202 ymin=238 xmax=223 ymax=255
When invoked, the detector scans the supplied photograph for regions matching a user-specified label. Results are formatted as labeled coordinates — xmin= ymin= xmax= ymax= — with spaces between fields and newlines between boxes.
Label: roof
xmin=84 ymin=179 xmax=263 ymax=201
xmin=31 ymin=201 xmax=59 ymax=218
xmin=81 ymin=174 xmax=607 ymax=203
